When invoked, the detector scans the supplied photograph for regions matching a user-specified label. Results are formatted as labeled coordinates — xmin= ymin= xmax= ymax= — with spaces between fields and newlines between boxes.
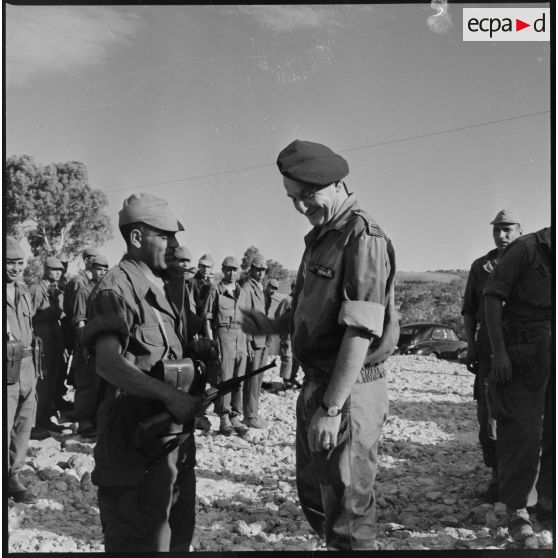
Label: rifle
xmin=133 ymin=359 xmax=277 ymax=457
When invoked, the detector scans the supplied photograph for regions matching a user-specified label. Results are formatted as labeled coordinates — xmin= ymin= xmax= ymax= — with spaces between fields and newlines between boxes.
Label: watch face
xmin=328 ymin=406 xmax=340 ymax=416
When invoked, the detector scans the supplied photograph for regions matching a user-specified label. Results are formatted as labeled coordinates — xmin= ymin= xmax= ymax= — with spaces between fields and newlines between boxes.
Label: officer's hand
xmin=307 ymin=407 xmax=342 ymax=454
xmin=489 ymin=350 xmax=512 ymax=384
xmin=465 ymin=346 xmax=479 ymax=374
xmin=241 ymin=309 xmax=274 ymax=335
xmin=164 ymin=390 xmax=202 ymax=424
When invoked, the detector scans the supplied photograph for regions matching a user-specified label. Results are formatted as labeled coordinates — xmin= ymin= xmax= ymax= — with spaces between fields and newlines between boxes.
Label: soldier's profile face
xmin=283 ymin=177 xmax=339 ymax=227
xmin=139 ymin=226 xmax=178 ymax=271
xmin=5 ymin=258 xmax=24 ymax=283
xmin=492 ymin=224 xmax=521 ymax=251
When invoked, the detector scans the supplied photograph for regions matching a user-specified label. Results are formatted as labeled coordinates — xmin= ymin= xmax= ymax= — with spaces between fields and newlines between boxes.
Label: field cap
xmin=198 ymin=253 xmax=214 ymax=266
xmin=251 ymin=255 xmax=267 ymax=269
xmin=6 ymin=237 xmax=24 ymax=259
xmin=45 ymin=256 xmax=64 ymax=269
xmin=91 ymin=255 xmax=109 ymax=267
xmin=222 ymin=256 xmax=239 ymax=269
xmin=83 ymin=247 xmax=101 ymax=258
xmin=119 ymin=193 xmax=184 ymax=233
xmin=268 ymin=279 xmax=279 ymax=289
xmin=175 ymin=246 xmax=192 ymax=260
xmin=58 ymin=255 xmax=69 ymax=263
xmin=490 ymin=209 xmax=520 ymax=225
xmin=277 ymin=140 xmax=349 ymax=187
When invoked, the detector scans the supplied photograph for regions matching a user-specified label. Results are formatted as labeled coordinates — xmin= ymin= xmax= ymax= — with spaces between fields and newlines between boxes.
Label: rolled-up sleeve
xmin=83 ymin=289 xmax=132 ymax=352
xmin=339 ymin=232 xmax=390 ymax=336
xmin=483 ymin=241 xmax=529 ymax=301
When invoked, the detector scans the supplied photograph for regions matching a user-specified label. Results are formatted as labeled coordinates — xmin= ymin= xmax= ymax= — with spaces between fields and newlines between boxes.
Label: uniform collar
xmin=119 ymin=256 xmax=181 ymax=316
xmin=304 ymin=193 xmax=359 ymax=246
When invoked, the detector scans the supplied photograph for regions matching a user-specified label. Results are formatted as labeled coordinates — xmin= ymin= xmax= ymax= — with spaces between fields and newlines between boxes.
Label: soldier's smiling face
xmin=283 ymin=177 xmax=341 ymax=227
xmin=5 ymin=258 xmax=24 ymax=283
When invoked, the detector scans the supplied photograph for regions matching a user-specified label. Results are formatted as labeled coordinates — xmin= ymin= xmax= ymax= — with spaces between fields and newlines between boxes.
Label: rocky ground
xmin=7 ymin=355 xmax=554 ymax=552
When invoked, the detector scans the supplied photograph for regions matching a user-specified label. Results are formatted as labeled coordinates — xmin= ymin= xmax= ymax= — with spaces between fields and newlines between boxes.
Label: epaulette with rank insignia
xmin=352 ymin=209 xmax=385 ymax=238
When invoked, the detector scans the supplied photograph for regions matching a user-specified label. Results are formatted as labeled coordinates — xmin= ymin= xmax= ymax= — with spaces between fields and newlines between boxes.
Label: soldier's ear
xmin=129 ymin=226 xmax=143 ymax=249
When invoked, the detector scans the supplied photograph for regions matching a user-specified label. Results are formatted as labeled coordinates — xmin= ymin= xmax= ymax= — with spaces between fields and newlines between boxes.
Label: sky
xmin=5 ymin=2 xmax=552 ymax=273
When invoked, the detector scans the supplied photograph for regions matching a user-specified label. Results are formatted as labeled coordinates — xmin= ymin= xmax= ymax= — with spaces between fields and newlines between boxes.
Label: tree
xmin=241 ymin=245 xmax=263 ymax=271
xmin=5 ymin=155 xmax=113 ymax=260
xmin=265 ymin=259 xmax=289 ymax=281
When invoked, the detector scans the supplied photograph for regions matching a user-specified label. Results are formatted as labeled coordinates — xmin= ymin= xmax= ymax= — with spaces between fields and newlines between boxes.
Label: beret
xmin=83 ymin=247 xmax=101 ymax=258
xmin=6 ymin=237 xmax=24 ymax=260
xmin=490 ymin=209 xmax=520 ymax=225
xmin=91 ymin=255 xmax=109 ymax=267
xmin=251 ymin=255 xmax=267 ymax=269
xmin=267 ymin=279 xmax=279 ymax=289
xmin=174 ymin=246 xmax=192 ymax=260
xmin=198 ymin=253 xmax=214 ymax=266
xmin=119 ymin=193 xmax=184 ymax=233
xmin=45 ymin=256 xmax=64 ymax=269
xmin=277 ymin=139 xmax=349 ymax=187
xmin=222 ymin=256 xmax=239 ymax=269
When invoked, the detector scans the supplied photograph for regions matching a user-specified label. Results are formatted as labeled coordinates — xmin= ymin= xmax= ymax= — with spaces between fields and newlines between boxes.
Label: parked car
xmin=395 ymin=322 xmax=467 ymax=361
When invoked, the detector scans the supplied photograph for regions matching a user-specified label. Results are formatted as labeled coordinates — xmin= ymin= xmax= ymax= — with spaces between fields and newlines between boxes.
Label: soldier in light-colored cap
xmin=83 ymin=247 xmax=101 ymax=258
xmin=78 ymin=193 xmax=203 ymax=551
xmin=461 ymin=209 xmax=522 ymax=503
xmin=490 ymin=209 xmax=521 ymax=226
xmin=222 ymin=256 xmax=239 ymax=269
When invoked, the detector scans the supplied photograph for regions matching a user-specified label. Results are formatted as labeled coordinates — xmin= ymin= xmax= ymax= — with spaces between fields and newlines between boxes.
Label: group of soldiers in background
xmin=5 ymin=141 xmax=552 ymax=549
xmin=462 ymin=209 xmax=552 ymax=542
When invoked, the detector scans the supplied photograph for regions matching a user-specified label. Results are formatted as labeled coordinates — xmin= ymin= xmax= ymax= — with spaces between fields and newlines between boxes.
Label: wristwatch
xmin=321 ymin=402 xmax=341 ymax=417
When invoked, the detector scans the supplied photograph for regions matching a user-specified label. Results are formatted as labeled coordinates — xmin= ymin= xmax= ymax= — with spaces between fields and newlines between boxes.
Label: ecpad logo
xmin=463 ymin=8 xmax=549 ymax=41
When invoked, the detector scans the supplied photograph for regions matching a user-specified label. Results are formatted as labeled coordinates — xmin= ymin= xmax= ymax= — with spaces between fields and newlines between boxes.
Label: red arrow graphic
xmin=516 ymin=19 xmax=530 ymax=31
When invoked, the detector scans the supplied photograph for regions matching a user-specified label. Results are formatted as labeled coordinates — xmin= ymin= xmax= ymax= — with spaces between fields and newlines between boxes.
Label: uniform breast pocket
xmin=136 ymin=325 xmax=164 ymax=347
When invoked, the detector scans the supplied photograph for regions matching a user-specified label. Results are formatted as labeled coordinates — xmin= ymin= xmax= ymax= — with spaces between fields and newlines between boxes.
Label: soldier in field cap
xmin=242 ymin=139 xmax=399 ymax=550
xmin=190 ymin=253 xmax=215 ymax=317
xmin=462 ymin=209 xmax=522 ymax=503
xmin=6 ymin=237 xmax=39 ymax=503
xmin=29 ymin=255 xmax=67 ymax=437
xmin=80 ymin=193 xmax=203 ymax=552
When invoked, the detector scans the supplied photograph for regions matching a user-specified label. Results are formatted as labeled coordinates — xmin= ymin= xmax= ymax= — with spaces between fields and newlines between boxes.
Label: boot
xmin=8 ymin=475 xmax=37 ymax=504
xmin=507 ymin=508 xmax=534 ymax=542
xmin=229 ymin=414 xmax=248 ymax=435
xmin=219 ymin=414 xmax=234 ymax=436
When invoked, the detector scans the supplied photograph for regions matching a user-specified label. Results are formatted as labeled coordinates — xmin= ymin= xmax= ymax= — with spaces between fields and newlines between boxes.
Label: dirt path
xmin=7 ymin=355 xmax=553 ymax=551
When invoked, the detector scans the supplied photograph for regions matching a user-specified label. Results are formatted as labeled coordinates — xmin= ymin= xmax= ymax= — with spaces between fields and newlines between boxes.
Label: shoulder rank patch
xmin=308 ymin=263 xmax=334 ymax=280
xmin=352 ymin=209 xmax=385 ymax=238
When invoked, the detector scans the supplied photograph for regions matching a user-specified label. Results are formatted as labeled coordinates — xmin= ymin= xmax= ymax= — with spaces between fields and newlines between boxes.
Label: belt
xmin=301 ymin=361 xmax=385 ymax=384
xmin=22 ymin=348 xmax=33 ymax=358
xmin=217 ymin=323 xmax=243 ymax=330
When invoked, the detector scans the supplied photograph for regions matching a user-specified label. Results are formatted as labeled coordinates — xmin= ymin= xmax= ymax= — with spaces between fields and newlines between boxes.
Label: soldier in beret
xmin=203 ymin=256 xmax=250 ymax=436
xmin=71 ymin=254 xmax=110 ymax=438
xmin=6 ymin=237 xmax=39 ymax=503
xmin=29 ymin=256 xmax=67 ymax=437
xmin=242 ymin=139 xmax=399 ymax=550
xmin=81 ymin=193 xmax=203 ymax=551
xmin=461 ymin=209 xmax=522 ymax=502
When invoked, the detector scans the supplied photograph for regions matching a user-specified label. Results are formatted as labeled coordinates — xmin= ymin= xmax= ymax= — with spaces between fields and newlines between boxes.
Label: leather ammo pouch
xmin=133 ymin=358 xmax=203 ymax=459
xmin=506 ymin=343 xmax=541 ymax=390
xmin=6 ymin=339 xmax=24 ymax=384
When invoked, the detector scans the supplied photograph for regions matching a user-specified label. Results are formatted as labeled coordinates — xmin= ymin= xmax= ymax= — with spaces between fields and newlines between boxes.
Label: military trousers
xmin=488 ymin=322 xmax=551 ymax=510
xmin=474 ymin=324 xmax=497 ymax=469
xmin=243 ymin=345 xmax=267 ymax=419
xmin=296 ymin=373 xmax=389 ymax=550
xmin=279 ymin=337 xmax=300 ymax=382
xmin=214 ymin=327 xmax=246 ymax=416
xmin=35 ymin=323 xmax=66 ymax=423
xmin=97 ymin=434 xmax=196 ymax=552
xmin=72 ymin=334 xmax=100 ymax=423
xmin=7 ymin=356 xmax=37 ymax=476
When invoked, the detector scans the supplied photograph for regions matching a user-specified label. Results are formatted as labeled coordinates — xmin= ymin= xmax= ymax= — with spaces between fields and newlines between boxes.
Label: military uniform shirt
xmin=29 ymin=279 xmax=63 ymax=325
xmin=291 ymin=193 xmax=394 ymax=374
xmin=461 ymin=248 xmax=499 ymax=322
xmin=483 ymin=228 xmax=552 ymax=322
xmin=203 ymin=281 xmax=250 ymax=328
xmin=7 ymin=282 xmax=34 ymax=348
